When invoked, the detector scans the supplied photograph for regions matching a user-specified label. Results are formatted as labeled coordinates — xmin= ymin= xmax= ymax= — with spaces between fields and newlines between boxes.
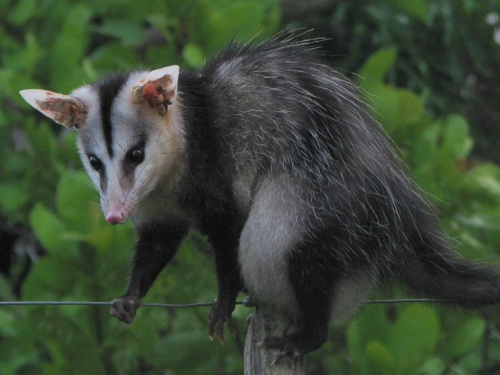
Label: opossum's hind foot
xmin=259 ymin=330 xmax=326 ymax=368
xmin=208 ymin=299 xmax=237 ymax=344
xmin=260 ymin=336 xmax=303 ymax=367
xmin=110 ymin=295 xmax=140 ymax=324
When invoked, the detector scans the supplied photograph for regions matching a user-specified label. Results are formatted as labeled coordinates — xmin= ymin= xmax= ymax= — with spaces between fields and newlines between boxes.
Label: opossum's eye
xmin=127 ymin=148 xmax=145 ymax=164
xmin=88 ymin=155 xmax=102 ymax=171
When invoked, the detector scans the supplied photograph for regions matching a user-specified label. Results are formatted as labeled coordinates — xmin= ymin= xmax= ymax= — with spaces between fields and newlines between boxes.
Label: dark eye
xmin=88 ymin=155 xmax=102 ymax=171
xmin=127 ymin=148 xmax=145 ymax=164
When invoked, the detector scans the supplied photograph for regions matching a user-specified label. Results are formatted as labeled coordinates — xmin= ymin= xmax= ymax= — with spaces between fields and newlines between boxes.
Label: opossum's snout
xmin=102 ymin=194 xmax=131 ymax=225
xmin=105 ymin=208 xmax=128 ymax=225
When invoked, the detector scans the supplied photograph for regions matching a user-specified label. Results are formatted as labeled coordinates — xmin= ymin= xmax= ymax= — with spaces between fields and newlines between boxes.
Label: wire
xmin=0 ymin=298 xmax=450 ymax=308
xmin=0 ymin=301 xmax=214 ymax=308
xmin=364 ymin=298 xmax=452 ymax=305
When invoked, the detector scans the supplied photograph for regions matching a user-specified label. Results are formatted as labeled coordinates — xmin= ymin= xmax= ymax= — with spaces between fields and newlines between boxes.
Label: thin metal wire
xmin=0 ymin=301 xmax=214 ymax=308
xmin=0 ymin=298 xmax=450 ymax=308
xmin=364 ymin=298 xmax=453 ymax=305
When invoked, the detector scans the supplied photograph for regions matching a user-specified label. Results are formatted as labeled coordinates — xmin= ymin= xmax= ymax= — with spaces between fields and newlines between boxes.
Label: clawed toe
xmin=110 ymin=295 xmax=140 ymax=324
xmin=208 ymin=299 xmax=237 ymax=344
xmin=259 ymin=336 xmax=304 ymax=368
xmin=270 ymin=350 xmax=302 ymax=367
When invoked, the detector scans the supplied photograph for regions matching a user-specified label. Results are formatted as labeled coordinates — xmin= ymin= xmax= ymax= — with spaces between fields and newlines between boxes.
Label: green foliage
xmin=300 ymin=0 xmax=500 ymax=161
xmin=1 ymin=0 xmax=500 ymax=374
xmin=348 ymin=304 xmax=440 ymax=375
xmin=342 ymin=304 xmax=492 ymax=375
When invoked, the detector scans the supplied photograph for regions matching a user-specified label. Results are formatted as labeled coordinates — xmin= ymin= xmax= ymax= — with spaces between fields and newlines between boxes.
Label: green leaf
xmin=456 ymin=210 xmax=500 ymax=231
xmin=90 ymin=43 xmax=139 ymax=72
xmin=388 ymin=0 xmax=429 ymax=21
xmin=263 ymin=3 xmax=281 ymax=34
xmin=0 ymin=182 xmax=29 ymax=212
xmin=23 ymin=32 xmax=39 ymax=75
xmin=82 ymin=58 xmax=98 ymax=82
xmin=97 ymin=19 xmax=146 ymax=47
xmin=25 ymin=122 xmax=57 ymax=163
xmin=440 ymin=115 xmax=473 ymax=160
xmin=410 ymin=124 xmax=441 ymax=167
xmin=358 ymin=49 xmax=426 ymax=139
xmin=0 ymin=275 xmax=15 ymax=301
xmin=8 ymin=0 xmax=38 ymax=26
xmin=0 ymin=334 xmax=40 ymax=375
xmin=22 ymin=257 xmax=75 ymax=300
xmin=29 ymin=204 xmax=69 ymax=256
xmin=182 ymin=42 xmax=206 ymax=68
xmin=86 ymin=226 xmax=114 ymax=253
xmin=207 ymin=2 xmax=266 ymax=52
xmin=455 ymin=352 xmax=483 ymax=375
xmin=152 ymin=330 xmax=230 ymax=374
xmin=56 ymin=171 xmax=98 ymax=231
xmin=50 ymin=5 xmax=91 ymax=89
xmin=388 ymin=305 xmax=440 ymax=374
xmin=347 ymin=305 xmax=392 ymax=375
xmin=0 ymin=309 xmax=16 ymax=337
xmin=366 ymin=85 xmax=400 ymax=134
xmin=465 ymin=163 xmax=500 ymax=199
xmin=415 ymin=357 xmax=447 ymax=375
xmin=366 ymin=86 xmax=425 ymax=137
xmin=392 ymin=89 xmax=425 ymax=131
xmin=347 ymin=320 xmax=370 ymax=375
xmin=366 ymin=341 xmax=396 ymax=374
xmin=4 ymin=31 xmax=40 ymax=75
xmin=358 ymin=49 xmax=397 ymax=88
xmin=442 ymin=317 xmax=486 ymax=358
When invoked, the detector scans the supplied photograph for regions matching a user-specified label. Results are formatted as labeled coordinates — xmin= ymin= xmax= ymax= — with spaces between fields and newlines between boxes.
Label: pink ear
xmin=132 ymin=66 xmax=179 ymax=116
xmin=20 ymin=89 xmax=87 ymax=128
xmin=141 ymin=82 xmax=165 ymax=106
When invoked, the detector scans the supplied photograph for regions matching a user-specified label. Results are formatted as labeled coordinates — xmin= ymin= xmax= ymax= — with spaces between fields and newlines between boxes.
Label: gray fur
xmin=239 ymin=176 xmax=308 ymax=315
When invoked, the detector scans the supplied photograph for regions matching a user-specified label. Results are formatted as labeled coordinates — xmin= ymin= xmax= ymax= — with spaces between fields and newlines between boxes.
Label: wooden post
xmin=244 ymin=305 xmax=305 ymax=375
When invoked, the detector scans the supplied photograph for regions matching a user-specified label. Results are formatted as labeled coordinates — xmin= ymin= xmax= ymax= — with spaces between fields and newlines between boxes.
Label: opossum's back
xmin=203 ymin=40 xmax=375 ymax=175
xmin=202 ymin=40 xmax=428 ymax=235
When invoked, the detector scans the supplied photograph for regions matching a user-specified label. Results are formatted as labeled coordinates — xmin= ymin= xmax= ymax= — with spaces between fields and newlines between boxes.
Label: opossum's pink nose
xmin=105 ymin=210 xmax=127 ymax=225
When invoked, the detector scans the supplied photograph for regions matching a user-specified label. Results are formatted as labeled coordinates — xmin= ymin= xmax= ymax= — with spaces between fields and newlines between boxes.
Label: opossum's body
xmin=20 ymin=34 xmax=500 ymax=359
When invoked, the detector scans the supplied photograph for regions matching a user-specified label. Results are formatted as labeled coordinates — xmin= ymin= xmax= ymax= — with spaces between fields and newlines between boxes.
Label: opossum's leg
xmin=262 ymin=229 xmax=375 ymax=363
xmin=259 ymin=250 xmax=332 ymax=364
xmin=260 ymin=310 xmax=330 ymax=365
xmin=239 ymin=178 xmax=330 ymax=361
xmin=202 ymin=215 xmax=244 ymax=343
xmin=110 ymin=222 xmax=188 ymax=323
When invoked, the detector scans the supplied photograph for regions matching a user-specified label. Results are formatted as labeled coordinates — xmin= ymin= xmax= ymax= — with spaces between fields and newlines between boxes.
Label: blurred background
xmin=1 ymin=0 xmax=500 ymax=374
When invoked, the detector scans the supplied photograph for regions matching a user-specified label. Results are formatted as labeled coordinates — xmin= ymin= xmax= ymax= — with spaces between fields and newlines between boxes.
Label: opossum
xmin=20 ymin=33 xmax=500 ymax=361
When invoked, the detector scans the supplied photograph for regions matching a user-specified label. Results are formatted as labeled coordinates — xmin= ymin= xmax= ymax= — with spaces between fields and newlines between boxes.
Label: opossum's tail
xmin=400 ymin=229 xmax=500 ymax=307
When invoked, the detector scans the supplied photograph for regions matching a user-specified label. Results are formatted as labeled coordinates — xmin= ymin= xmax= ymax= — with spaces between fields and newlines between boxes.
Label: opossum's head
xmin=20 ymin=66 xmax=183 ymax=225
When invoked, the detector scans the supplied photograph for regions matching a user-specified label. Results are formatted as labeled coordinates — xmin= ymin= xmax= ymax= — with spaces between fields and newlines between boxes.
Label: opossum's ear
xmin=19 ymin=89 xmax=88 ymax=129
xmin=132 ymin=65 xmax=179 ymax=116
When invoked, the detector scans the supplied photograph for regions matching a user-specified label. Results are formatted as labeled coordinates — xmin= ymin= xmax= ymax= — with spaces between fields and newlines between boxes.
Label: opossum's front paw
xmin=110 ymin=295 xmax=140 ymax=324
xmin=208 ymin=299 xmax=237 ymax=344
xmin=259 ymin=331 xmax=325 ymax=367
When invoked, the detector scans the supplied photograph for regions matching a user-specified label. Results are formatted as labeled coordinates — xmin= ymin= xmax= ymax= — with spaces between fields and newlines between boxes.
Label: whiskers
xmin=69 ymin=169 xmax=101 ymax=202
xmin=110 ymin=132 xmax=184 ymax=212
xmin=130 ymin=149 xmax=181 ymax=206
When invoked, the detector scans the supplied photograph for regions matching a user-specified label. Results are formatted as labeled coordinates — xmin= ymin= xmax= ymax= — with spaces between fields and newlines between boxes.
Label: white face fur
xmin=20 ymin=66 xmax=184 ymax=225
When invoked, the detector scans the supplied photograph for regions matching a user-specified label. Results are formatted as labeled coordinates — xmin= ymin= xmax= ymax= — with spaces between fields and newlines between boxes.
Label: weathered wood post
xmin=244 ymin=305 xmax=305 ymax=375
